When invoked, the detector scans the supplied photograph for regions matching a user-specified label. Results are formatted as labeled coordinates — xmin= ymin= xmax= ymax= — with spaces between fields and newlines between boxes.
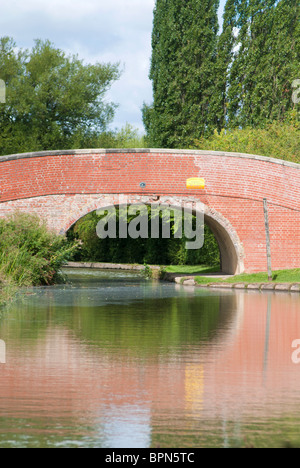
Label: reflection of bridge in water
xmin=185 ymin=293 xmax=300 ymax=421
xmin=1 ymin=291 xmax=300 ymax=445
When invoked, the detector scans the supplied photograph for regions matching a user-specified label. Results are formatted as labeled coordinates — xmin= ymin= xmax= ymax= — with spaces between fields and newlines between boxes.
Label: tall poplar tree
xmin=212 ymin=0 xmax=238 ymax=130
xmin=143 ymin=0 xmax=220 ymax=148
xmin=227 ymin=0 xmax=300 ymax=128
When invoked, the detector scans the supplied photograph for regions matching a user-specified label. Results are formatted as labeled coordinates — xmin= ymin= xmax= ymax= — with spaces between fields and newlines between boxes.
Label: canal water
xmin=0 ymin=268 xmax=300 ymax=448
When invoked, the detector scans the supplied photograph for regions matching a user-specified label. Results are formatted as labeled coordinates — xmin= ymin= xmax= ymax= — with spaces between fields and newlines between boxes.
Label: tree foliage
xmin=143 ymin=0 xmax=220 ymax=148
xmin=226 ymin=0 xmax=300 ymax=128
xmin=0 ymin=37 xmax=121 ymax=155
xmin=68 ymin=208 xmax=220 ymax=267
xmin=144 ymin=0 xmax=300 ymax=148
xmin=194 ymin=111 xmax=300 ymax=161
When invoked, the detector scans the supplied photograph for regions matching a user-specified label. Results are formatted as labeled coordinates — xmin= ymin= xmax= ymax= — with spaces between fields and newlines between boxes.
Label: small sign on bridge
xmin=186 ymin=178 xmax=205 ymax=190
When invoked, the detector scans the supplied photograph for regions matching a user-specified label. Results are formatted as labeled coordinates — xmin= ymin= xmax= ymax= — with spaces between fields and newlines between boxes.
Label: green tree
xmin=227 ymin=0 xmax=300 ymax=128
xmin=213 ymin=0 xmax=238 ymax=130
xmin=0 ymin=37 xmax=121 ymax=155
xmin=69 ymin=208 xmax=220 ymax=267
xmin=143 ymin=0 xmax=220 ymax=148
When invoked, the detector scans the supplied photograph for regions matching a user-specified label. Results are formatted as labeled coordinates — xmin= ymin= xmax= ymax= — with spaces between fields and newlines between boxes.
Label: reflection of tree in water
xmin=54 ymin=291 xmax=239 ymax=359
xmin=1 ymin=280 xmax=239 ymax=360
xmin=2 ymin=280 xmax=300 ymax=448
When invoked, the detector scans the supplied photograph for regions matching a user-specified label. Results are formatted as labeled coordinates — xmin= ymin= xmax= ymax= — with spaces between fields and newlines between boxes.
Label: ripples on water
xmin=0 ymin=268 xmax=300 ymax=448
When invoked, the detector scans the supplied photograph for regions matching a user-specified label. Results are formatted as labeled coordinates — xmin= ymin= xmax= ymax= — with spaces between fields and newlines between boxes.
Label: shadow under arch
xmin=204 ymin=208 xmax=244 ymax=275
xmin=65 ymin=195 xmax=244 ymax=276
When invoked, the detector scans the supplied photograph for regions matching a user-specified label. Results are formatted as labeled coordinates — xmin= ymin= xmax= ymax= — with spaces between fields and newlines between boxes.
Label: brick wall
xmin=1 ymin=149 xmax=300 ymax=274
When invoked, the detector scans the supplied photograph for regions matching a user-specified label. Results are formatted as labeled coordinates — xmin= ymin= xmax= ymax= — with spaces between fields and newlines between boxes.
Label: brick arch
xmin=204 ymin=208 xmax=244 ymax=275
xmin=1 ymin=148 xmax=300 ymax=273
xmin=63 ymin=195 xmax=244 ymax=275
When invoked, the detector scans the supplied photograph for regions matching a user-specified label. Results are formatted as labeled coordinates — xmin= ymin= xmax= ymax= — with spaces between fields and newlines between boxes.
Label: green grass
xmin=195 ymin=276 xmax=226 ymax=284
xmin=194 ymin=268 xmax=300 ymax=285
xmin=165 ymin=265 xmax=220 ymax=275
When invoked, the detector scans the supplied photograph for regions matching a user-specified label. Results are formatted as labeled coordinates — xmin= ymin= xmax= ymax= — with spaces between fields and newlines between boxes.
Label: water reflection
xmin=0 ymin=270 xmax=300 ymax=448
xmin=101 ymin=404 xmax=151 ymax=449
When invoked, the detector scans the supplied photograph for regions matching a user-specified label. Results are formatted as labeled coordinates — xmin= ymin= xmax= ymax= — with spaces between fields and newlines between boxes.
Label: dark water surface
xmin=0 ymin=268 xmax=300 ymax=448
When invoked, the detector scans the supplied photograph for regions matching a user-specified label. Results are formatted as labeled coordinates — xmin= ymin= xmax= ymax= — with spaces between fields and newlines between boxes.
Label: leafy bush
xmin=193 ymin=114 xmax=300 ymax=162
xmin=0 ymin=213 xmax=78 ymax=287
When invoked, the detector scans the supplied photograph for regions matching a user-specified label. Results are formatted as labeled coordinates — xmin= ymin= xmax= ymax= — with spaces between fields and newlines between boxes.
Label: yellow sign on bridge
xmin=186 ymin=178 xmax=205 ymax=190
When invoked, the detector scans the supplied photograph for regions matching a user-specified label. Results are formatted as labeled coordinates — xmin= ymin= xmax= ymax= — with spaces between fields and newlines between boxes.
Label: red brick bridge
xmin=0 ymin=149 xmax=300 ymax=274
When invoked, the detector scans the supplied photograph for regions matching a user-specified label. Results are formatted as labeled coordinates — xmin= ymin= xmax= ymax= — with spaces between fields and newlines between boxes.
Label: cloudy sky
xmin=0 ymin=0 xmax=226 ymax=133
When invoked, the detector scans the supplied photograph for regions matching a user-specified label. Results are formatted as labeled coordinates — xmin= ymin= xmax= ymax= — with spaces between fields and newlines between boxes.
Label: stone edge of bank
xmin=163 ymin=273 xmax=300 ymax=292
xmin=64 ymin=261 xmax=160 ymax=271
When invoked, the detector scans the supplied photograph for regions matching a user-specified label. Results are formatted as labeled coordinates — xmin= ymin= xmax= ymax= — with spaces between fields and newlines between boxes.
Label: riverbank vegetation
xmin=165 ymin=265 xmax=219 ymax=275
xmin=0 ymin=213 xmax=78 ymax=305
xmin=161 ymin=266 xmax=300 ymax=285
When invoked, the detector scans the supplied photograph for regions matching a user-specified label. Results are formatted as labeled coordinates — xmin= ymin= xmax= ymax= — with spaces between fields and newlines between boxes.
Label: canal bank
xmin=66 ymin=261 xmax=151 ymax=272
xmin=64 ymin=262 xmax=300 ymax=293
xmin=65 ymin=261 xmax=162 ymax=278
xmin=163 ymin=272 xmax=300 ymax=292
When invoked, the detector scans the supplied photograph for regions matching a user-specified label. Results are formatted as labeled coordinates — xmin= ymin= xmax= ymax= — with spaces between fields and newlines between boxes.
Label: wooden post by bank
xmin=263 ymin=198 xmax=272 ymax=281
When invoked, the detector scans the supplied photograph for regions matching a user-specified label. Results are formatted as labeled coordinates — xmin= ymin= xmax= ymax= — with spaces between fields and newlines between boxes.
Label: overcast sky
xmin=0 ymin=0 xmax=226 ymax=133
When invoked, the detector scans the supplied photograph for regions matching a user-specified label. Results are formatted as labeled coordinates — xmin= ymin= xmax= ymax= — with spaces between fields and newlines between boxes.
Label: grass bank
xmin=0 ymin=213 xmax=78 ymax=307
xmin=194 ymin=268 xmax=300 ymax=285
xmin=163 ymin=265 xmax=300 ymax=285
xmin=165 ymin=265 xmax=220 ymax=275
